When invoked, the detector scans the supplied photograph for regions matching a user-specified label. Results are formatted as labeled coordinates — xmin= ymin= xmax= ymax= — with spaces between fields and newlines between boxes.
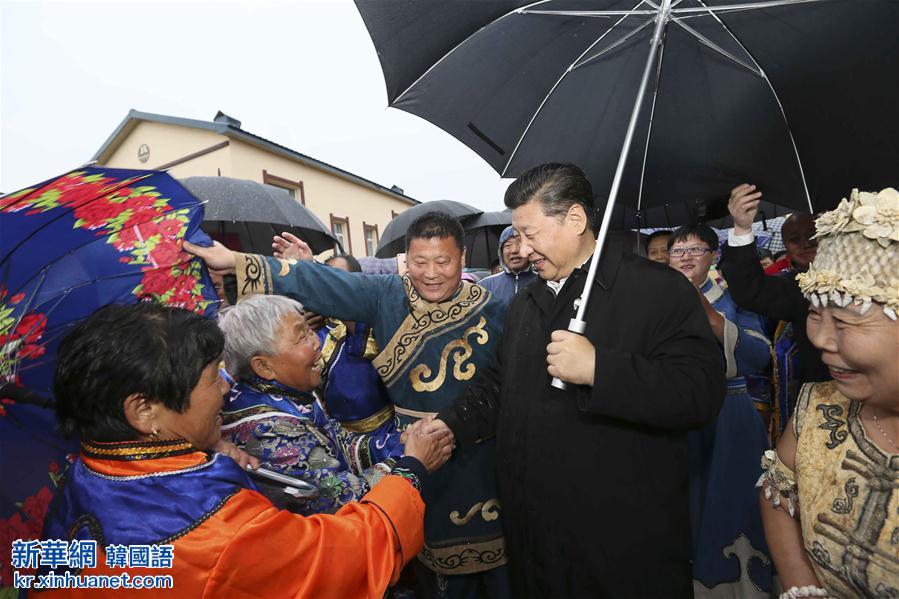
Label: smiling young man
xmin=185 ymin=212 xmax=511 ymax=599
xmin=435 ymin=163 xmax=725 ymax=598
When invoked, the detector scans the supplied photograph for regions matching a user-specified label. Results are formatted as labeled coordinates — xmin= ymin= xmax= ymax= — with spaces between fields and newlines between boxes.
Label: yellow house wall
xmin=226 ymin=139 xmax=411 ymax=257
xmin=102 ymin=121 xmax=232 ymax=176
xmin=100 ymin=120 xmax=412 ymax=258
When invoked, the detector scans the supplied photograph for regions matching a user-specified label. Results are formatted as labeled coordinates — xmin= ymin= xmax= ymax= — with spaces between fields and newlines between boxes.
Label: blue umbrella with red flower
xmin=0 ymin=166 xmax=219 ymax=394
xmin=0 ymin=166 xmax=219 ymax=589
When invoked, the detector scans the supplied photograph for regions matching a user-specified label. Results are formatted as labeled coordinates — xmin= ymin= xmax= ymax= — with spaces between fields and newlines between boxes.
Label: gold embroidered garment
xmin=767 ymin=382 xmax=899 ymax=596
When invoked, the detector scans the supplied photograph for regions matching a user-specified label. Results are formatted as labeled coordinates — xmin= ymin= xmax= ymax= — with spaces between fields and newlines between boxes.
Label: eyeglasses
xmin=668 ymin=246 xmax=712 ymax=258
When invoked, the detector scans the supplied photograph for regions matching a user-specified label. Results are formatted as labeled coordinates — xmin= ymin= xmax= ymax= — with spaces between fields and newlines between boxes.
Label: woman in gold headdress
xmin=757 ymin=188 xmax=899 ymax=598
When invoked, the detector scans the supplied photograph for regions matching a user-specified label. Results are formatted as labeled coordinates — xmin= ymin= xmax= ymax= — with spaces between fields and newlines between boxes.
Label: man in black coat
xmin=432 ymin=164 xmax=726 ymax=598
xmin=719 ymin=184 xmax=830 ymax=386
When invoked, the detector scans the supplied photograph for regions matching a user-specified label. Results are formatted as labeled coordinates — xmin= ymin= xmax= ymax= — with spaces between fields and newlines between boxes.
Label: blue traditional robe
xmin=235 ymin=254 xmax=508 ymax=576
xmin=221 ymin=378 xmax=386 ymax=516
xmin=690 ymin=276 xmax=773 ymax=597
xmin=317 ymin=319 xmax=402 ymax=466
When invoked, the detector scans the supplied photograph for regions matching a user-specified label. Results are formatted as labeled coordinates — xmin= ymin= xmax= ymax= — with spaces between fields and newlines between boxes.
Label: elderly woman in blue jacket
xmin=668 ymin=224 xmax=773 ymax=598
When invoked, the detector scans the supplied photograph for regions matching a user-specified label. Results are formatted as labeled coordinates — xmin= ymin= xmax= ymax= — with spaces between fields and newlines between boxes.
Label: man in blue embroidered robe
xmin=186 ymin=212 xmax=510 ymax=598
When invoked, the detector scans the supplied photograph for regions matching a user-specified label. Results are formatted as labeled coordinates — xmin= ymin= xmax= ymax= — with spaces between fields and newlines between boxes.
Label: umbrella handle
xmin=550 ymin=318 xmax=588 ymax=390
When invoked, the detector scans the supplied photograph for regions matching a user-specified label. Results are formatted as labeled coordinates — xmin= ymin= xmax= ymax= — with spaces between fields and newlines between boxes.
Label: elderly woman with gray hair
xmin=218 ymin=294 xmax=452 ymax=515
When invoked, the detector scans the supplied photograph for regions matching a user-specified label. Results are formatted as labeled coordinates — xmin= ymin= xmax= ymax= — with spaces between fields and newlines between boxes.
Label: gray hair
xmin=217 ymin=295 xmax=305 ymax=381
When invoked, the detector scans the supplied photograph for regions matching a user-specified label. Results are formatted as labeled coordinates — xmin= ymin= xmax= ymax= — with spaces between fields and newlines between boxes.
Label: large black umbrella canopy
xmin=180 ymin=176 xmax=340 ymax=255
xmin=376 ymin=199 xmax=482 ymax=258
xmin=355 ymin=0 xmax=898 ymax=219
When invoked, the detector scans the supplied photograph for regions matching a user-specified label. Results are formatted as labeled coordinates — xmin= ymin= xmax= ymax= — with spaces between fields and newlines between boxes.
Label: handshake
xmin=400 ymin=415 xmax=456 ymax=472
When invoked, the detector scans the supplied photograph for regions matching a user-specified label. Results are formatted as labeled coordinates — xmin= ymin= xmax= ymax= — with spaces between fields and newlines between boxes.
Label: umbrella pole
xmin=552 ymin=0 xmax=673 ymax=390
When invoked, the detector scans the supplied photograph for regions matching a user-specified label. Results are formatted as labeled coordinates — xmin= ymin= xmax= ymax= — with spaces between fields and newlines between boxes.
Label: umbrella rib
xmin=636 ymin=34 xmax=668 ymax=213
xmin=668 ymin=17 xmax=762 ymax=76
xmin=572 ymin=18 xmax=654 ymax=71
xmin=521 ymin=9 xmax=653 ymax=17
xmin=691 ymin=0 xmax=814 ymax=211
xmin=671 ymin=0 xmax=831 ymax=15
xmin=393 ymin=0 xmax=554 ymax=105
xmin=501 ymin=0 xmax=655 ymax=177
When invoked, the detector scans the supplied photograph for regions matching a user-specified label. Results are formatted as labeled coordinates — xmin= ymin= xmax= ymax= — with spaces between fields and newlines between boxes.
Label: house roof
xmin=92 ymin=109 xmax=418 ymax=205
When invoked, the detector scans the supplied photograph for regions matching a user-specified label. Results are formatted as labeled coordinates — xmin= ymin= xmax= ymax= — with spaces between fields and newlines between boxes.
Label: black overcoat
xmin=441 ymin=242 xmax=725 ymax=598
xmin=718 ymin=240 xmax=829 ymax=385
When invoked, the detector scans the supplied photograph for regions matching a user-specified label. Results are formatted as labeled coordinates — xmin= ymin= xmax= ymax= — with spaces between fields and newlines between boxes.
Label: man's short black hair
xmin=325 ymin=254 xmax=362 ymax=273
xmin=503 ymin=163 xmax=597 ymax=231
xmin=643 ymin=230 xmax=672 ymax=254
xmin=667 ymin=224 xmax=719 ymax=252
xmin=54 ymin=302 xmax=224 ymax=442
xmin=405 ymin=211 xmax=465 ymax=253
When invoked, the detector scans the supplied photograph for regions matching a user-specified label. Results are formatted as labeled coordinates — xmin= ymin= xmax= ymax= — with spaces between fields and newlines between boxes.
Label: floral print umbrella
xmin=0 ymin=167 xmax=219 ymax=589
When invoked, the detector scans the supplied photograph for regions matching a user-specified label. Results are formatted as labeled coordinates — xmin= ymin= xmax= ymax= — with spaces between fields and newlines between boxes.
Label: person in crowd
xmin=186 ymin=212 xmax=511 ymax=599
xmin=644 ymin=229 xmax=672 ymax=264
xmin=478 ymin=226 xmax=538 ymax=305
xmin=720 ymin=184 xmax=830 ymax=438
xmin=758 ymin=247 xmax=775 ymax=269
xmin=667 ymin=224 xmax=773 ymax=597
xmin=318 ymin=253 xmax=403 ymax=468
xmin=765 ymin=250 xmax=791 ymax=275
xmin=433 ymin=163 xmax=725 ymax=598
xmin=758 ymin=187 xmax=899 ymax=598
xmin=218 ymin=294 xmax=411 ymax=515
xmin=42 ymin=302 xmax=449 ymax=598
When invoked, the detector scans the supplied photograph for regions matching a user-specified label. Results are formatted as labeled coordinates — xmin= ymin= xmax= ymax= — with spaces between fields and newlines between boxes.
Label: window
xmin=363 ymin=222 xmax=379 ymax=256
xmin=330 ymin=214 xmax=352 ymax=254
xmin=262 ymin=170 xmax=305 ymax=205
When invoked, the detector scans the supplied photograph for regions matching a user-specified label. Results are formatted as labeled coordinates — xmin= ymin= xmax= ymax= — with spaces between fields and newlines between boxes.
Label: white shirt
xmin=728 ymin=230 xmax=755 ymax=247
xmin=546 ymin=257 xmax=592 ymax=296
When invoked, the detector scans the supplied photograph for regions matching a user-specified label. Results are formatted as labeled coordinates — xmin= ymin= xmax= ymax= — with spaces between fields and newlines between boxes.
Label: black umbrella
xmin=180 ymin=176 xmax=340 ymax=255
xmin=376 ymin=199 xmax=482 ymax=258
xmin=356 ymin=0 xmax=896 ymax=218
xmin=464 ymin=210 xmax=513 ymax=269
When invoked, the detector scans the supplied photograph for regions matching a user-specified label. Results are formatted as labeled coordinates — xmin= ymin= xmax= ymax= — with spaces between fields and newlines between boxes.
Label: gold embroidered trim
xmin=409 ymin=316 xmax=489 ymax=392
xmin=320 ymin=319 xmax=347 ymax=366
xmin=372 ymin=277 xmax=490 ymax=387
xmin=235 ymin=253 xmax=272 ymax=301
xmin=449 ymin=498 xmax=501 ymax=526
xmin=362 ymin=327 xmax=380 ymax=361
xmin=340 ymin=404 xmax=395 ymax=433
xmin=81 ymin=439 xmax=194 ymax=461
xmin=394 ymin=406 xmax=438 ymax=420
xmin=418 ymin=536 xmax=507 ymax=575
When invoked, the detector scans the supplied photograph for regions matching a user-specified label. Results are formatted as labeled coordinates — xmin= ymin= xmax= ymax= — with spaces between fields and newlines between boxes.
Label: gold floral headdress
xmin=795 ymin=187 xmax=899 ymax=320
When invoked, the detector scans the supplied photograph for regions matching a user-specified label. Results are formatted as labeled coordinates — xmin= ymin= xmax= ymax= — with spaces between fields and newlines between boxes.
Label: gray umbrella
xmin=376 ymin=199 xmax=482 ymax=258
xmin=180 ymin=176 xmax=340 ymax=255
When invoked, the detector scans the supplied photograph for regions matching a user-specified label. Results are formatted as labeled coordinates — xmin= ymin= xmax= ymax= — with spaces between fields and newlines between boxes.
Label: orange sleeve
xmin=205 ymin=476 xmax=424 ymax=599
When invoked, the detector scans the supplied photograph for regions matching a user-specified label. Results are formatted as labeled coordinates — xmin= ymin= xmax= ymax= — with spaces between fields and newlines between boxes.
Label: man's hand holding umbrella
xmin=546 ymin=330 xmax=595 ymax=387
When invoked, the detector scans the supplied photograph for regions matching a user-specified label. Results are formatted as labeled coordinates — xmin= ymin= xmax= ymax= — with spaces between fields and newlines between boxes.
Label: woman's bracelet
xmin=779 ymin=585 xmax=829 ymax=599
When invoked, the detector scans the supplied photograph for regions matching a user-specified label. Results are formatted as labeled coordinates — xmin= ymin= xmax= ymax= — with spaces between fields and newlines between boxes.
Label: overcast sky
xmin=1 ymin=0 xmax=512 ymax=210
